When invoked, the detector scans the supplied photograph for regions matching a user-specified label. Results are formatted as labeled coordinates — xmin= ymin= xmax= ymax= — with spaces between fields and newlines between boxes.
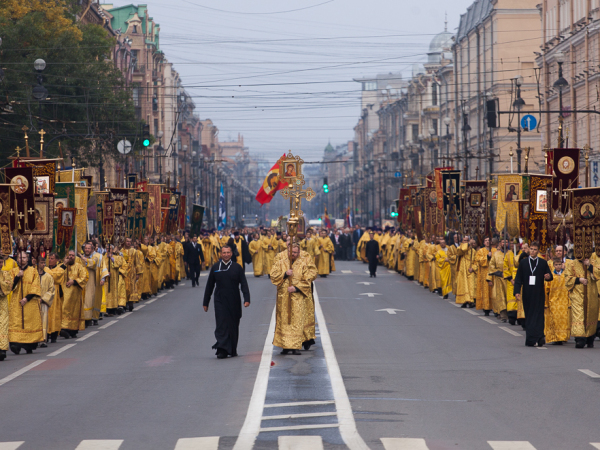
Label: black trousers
xmin=368 ymin=258 xmax=378 ymax=276
xmin=189 ymin=263 xmax=201 ymax=285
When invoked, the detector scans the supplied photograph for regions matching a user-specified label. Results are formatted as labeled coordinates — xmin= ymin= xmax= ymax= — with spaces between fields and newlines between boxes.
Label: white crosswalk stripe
xmin=381 ymin=438 xmax=429 ymax=449
xmin=174 ymin=437 xmax=219 ymax=450
xmin=74 ymin=440 xmax=123 ymax=450
xmin=0 ymin=443 xmax=24 ymax=450
xmin=488 ymin=442 xmax=537 ymax=449
xmin=278 ymin=436 xmax=323 ymax=450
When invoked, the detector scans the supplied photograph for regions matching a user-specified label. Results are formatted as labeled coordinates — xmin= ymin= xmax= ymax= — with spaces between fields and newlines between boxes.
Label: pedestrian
xmin=514 ymin=241 xmax=553 ymax=347
xmin=544 ymin=258 xmax=570 ymax=345
xmin=203 ymin=245 xmax=250 ymax=359
xmin=186 ymin=235 xmax=204 ymax=287
xmin=36 ymin=256 xmax=55 ymax=348
xmin=366 ymin=230 xmax=380 ymax=277
xmin=435 ymin=238 xmax=452 ymax=299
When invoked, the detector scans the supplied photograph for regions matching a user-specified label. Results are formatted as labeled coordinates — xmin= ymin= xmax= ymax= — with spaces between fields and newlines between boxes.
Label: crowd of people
xmin=354 ymin=225 xmax=598 ymax=349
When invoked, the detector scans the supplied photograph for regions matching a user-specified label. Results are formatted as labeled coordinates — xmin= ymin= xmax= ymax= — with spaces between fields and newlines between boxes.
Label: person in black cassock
xmin=365 ymin=230 xmax=380 ymax=278
xmin=185 ymin=235 xmax=204 ymax=287
xmin=203 ymin=245 xmax=250 ymax=359
xmin=514 ymin=241 xmax=553 ymax=347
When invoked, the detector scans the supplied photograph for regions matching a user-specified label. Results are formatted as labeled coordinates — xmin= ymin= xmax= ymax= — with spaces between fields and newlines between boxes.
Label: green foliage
xmin=0 ymin=2 xmax=143 ymax=169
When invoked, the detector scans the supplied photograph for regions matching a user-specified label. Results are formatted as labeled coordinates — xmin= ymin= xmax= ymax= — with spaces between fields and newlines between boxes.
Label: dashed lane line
xmin=278 ymin=436 xmax=323 ymax=450
xmin=381 ymin=438 xmax=429 ymax=449
xmin=135 ymin=304 xmax=146 ymax=310
xmin=579 ymin=369 xmax=600 ymax=378
xmin=74 ymin=440 xmax=123 ymax=450
xmin=499 ymin=327 xmax=523 ymax=337
xmin=0 ymin=442 xmax=25 ymax=450
xmin=464 ymin=309 xmax=481 ymax=315
xmin=47 ymin=343 xmax=76 ymax=357
xmin=174 ymin=437 xmax=219 ymax=450
xmin=118 ymin=312 xmax=132 ymax=319
xmin=487 ymin=441 xmax=536 ymax=450
xmin=98 ymin=321 xmax=116 ymax=330
xmin=479 ymin=317 xmax=498 ymax=324
xmin=76 ymin=331 xmax=98 ymax=342
xmin=0 ymin=360 xmax=46 ymax=387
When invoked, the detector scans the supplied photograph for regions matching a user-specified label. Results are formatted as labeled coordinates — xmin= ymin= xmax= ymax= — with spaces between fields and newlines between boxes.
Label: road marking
xmin=262 ymin=412 xmax=337 ymax=420
xmin=479 ymin=317 xmax=498 ymax=324
xmin=201 ymin=273 xmax=208 ymax=277
xmin=77 ymin=331 xmax=98 ymax=342
xmin=381 ymin=438 xmax=429 ymax=449
xmin=341 ymin=270 xmax=352 ymax=274
xmin=98 ymin=321 xmax=116 ymax=330
xmin=47 ymin=344 xmax=76 ymax=357
xmin=157 ymin=293 xmax=167 ymax=298
xmin=499 ymin=327 xmax=523 ymax=337
xmin=464 ymin=309 xmax=481 ymax=315
xmin=260 ymin=424 xmax=339 ymax=433
xmin=174 ymin=437 xmax=219 ymax=450
xmin=0 ymin=443 xmax=24 ymax=450
xmin=264 ymin=400 xmax=335 ymax=408
xmin=74 ymin=440 xmax=123 ymax=449
xmin=487 ymin=442 xmax=536 ymax=450
xmin=376 ymin=309 xmax=404 ymax=315
xmin=365 ymin=271 xmax=370 ymax=274
xmin=536 ymin=346 xmax=547 ymax=350
xmin=0 ymin=360 xmax=46 ymax=387
xmin=232 ymin=307 xmax=276 ymax=450
xmin=387 ymin=270 xmax=396 ymax=274
xmin=180 ymin=283 xmax=186 ymax=286
xmin=359 ymin=293 xmax=381 ymax=298
xmin=579 ymin=369 xmax=600 ymax=378
xmin=313 ymin=287 xmax=369 ymax=450
xmin=279 ymin=436 xmax=323 ymax=450
xmin=146 ymin=298 xmax=157 ymax=304
xmin=357 ymin=281 xmax=374 ymax=285
xmin=449 ymin=302 xmax=461 ymax=307
xmin=135 ymin=304 xmax=146 ymax=310
xmin=118 ymin=312 xmax=132 ymax=319
xmin=590 ymin=444 xmax=600 ymax=449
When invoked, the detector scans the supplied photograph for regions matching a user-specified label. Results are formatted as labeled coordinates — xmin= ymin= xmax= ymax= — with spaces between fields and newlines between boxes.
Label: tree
xmin=0 ymin=0 xmax=143 ymax=172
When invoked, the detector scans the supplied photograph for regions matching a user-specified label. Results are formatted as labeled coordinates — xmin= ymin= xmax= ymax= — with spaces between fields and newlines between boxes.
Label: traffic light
xmin=323 ymin=177 xmax=329 ymax=193
xmin=142 ymin=124 xmax=150 ymax=147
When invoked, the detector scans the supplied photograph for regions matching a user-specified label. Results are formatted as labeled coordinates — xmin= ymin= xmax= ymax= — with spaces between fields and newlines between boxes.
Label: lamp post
xmin=429 ymin=127 xmax=438 ymax=170
xmin=443 ymin=116 xmax=451 ymax=167
xmin=418 ymin=134 xmax=424 ymax=175
xmin=156 ymin=131 xmax=164 ymax=183
xmin=553 ymin=51 xmax=568 ymax=148
xmin=513 ymin=75 xmax=525 ymax=172
xmin=32 ymin=59 xmax=48 ymax=131
xmin=377 ymin=158 xmax=384 ymax=222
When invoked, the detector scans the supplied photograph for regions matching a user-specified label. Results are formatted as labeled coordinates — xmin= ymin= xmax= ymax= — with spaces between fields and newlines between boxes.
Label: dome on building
xmin=429 ymin=30 xmax=453 ymax=53
xmin=324 ymin=141 xmax=334 ymax=153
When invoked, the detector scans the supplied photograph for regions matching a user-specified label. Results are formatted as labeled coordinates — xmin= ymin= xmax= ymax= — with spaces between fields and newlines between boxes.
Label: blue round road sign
xmin=394 ymin=172 xmax=402 ymax=178
xmin=521 ymin=114 xmax=537 ymax=131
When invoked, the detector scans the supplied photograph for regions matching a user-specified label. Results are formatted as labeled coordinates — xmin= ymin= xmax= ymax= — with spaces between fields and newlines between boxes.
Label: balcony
xmin=133 ymin=64 xmax=145 ymax=74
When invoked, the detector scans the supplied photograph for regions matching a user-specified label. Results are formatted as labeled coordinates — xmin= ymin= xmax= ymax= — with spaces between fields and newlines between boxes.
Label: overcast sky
xmin=108 ymin=0 xmax=475 ymax=162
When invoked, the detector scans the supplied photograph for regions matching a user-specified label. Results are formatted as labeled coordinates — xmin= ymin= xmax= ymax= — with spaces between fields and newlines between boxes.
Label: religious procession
xmin=362 ymin=145 xmax=600 ymax=350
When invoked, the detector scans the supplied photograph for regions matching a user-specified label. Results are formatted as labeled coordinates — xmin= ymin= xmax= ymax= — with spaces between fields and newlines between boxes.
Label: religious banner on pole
xmin=147 ymin=184 xmax=161 ymax=234
xmin=55 ymin=207 xmax=76 ymax=258
xmin=0 ymin=185 xmax=10 ymax=255
xmin=22 ymin=194 xmax=54 ymax=258
xmin=14 ymin=158 xmax=57 ymax=195
xmin=190 ymin=204 xmax=205 ymax=237
xmin=127 ymin=173 xmax=138 ymax=190
xmin=527 ymin=175 xmax=552 ymax=247
xmin=134 ymin=192 xmax=148 ymax=239
xmin=496 ymin=174 xmax=526 ymax=239
xmin=572 ymin=187 xmax=600 ymax=259
xmin=136 ymin=180 xmax=148 ymax=192
xmin=442 ymin=170 xmax=461 ymax=229
xmin=103 ymin=200 xmax=115 ymax=244
xmin=463 ymin=180 xmax=488 ymax=241
xmin=551 ymin=148 xmax=579 ymax=223
xmin=109 ymin=188 xmax=129 ymax=245
xmin=179 ymin=195 xmax=186 ymax=230
xmin=75 ymin=187 xmax=89 ymax=247
xmin=127 ymin=190 xmax=136 ymax=238
xmin=5 ymin=167 xmax=36 ymax=233
xmin=52 ymin=183 xmax=76 ymax=256
xmin=95 ymin=192 xmax=109 ymax=237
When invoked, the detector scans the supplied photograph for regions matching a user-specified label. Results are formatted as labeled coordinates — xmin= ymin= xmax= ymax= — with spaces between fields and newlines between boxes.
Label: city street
xmin=2 ymin=261 xmax=600 ymax=449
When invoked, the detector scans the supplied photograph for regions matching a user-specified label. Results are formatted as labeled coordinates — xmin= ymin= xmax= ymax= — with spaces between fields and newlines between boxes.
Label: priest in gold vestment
xmin=447 ymin=234 xmax=460 ymax=294
xmin=435 ymin=238 xmax=452 ymax=298
xmin=79 ymin=242 xmax=102 ymax=326
xmin=0 ymin=266 xmax=13 ymax=360
xmin=544 ymin=259 xmax=570 ymax=344
xmin=36 ymin=257 xmax=55 ymax=347
xmin=248 ymin=233 xmax=264 ymax=277
xmin=271 ymin=243 xmax=314 ymax=355
xmin=487 ymin=238 xmax=508 ymax=322
xmin=9 ymin=251 xmax=42 ymax=354
xmin=565 ymin=256 xmax=600 ymax=348
xmin=474 ymin=237 xmax=493 ymax=315
xmin=455 ymin=238 xmax=476 ymax=307
xmin=59 ymin=250 xmax=89 ymax=338
xmin=316 ymin=230 xmax=334 ymax=277
xmin=44 ymin=253 xmax=65 ymax=343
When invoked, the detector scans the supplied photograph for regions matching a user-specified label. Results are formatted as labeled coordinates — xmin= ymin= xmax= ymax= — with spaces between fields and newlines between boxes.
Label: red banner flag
xmin=255 ymin=154 xmax=288 ymax=205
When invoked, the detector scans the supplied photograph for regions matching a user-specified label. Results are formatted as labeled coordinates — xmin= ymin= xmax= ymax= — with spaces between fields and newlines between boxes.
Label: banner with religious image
xmin=134 ymin=192 xmax=149 ymax=239
xmin=442 ymin=170 xmax=461 ymax=229
xmin=572 ymin=187 xmax=600 ymax=259
xmin=14 ymin=158 xmax=57 ymax=195
xmin=5 ymin=167 xmax=36 ymax=233
xmin=127 ymin=173 xmax=138 ymax=190
xmin=526 ymin=175 xmax=552 ymax=246
xmin=190 ymin=204 xmax=205 ymax=237
xmin=75 ymin=187 xmax=89 ymax=248
xmin=398 ymin=188 xmax=409 ymax=229
xmin=496 ymin=174 xmax=528 ymax=238
xmin=20 ymin=194 xmax=54 ymax=258
xmin=102 ymin=200 xmax=115 ymax=244
xmin=95 ymin=192 xmax=109 ymax=237
xmin=434 ymin=167 xmax=453 ymax=210
xmin=109 ymin=188 xmax=129 ymax=245
xmin=463 ymin=181 xmax=488 ymax=239
xmin=136 ymin=181 xmax=148 ymax=192
xmin=147 ymin=184 xmax=161 ymax=234
xmin=0 ymin=185 xmax=10 ymax=255
xmin=179 ymin=195 xmax=186 ymax=230
xmin=54 ymin=207 xmax=76 ymax=258
xmin=551 ymin=148 xmax=579 ymax=223
xmin=57 ymin=169 xmax=84 ymax=183
xmin=127 ymin=190 xmax=136 ymax=238
xmin=52 ymin=183 xmax=76 ymax=257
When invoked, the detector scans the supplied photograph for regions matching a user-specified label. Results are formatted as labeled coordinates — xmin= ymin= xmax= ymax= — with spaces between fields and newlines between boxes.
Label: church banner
xmin=75 ymin=187 xmax=89 ymax=247
xmin=5 ymin=167 xmax=36 ymax=233
xmin=109 ymin=188 xmax=129 ymax=245
xmin=463 ymin=181 xmax=488 ymax=239
xmin=22 ymin=194 xmax=54 ymax=258
xmin=127 ymin=173 xmax=138 ymax=190
xmin=527 ymin=175 xmax=552 ymax=247
xmin=147 ymin=184 xmax=161 ymax=234
xmin=102 ymin=200 xmax=115 ymax=244
xmin=95 ymin=192 xmax=109 ymax=237
xmin=496 ymin=174 xmax=527 ymax=239
xmin=398 ymin=188 xmax=409 ymax=229
xmin=127 ymin=190 xmax=136 ymax=238
xmin=57 ymin=169 xmax=84 ymax=183
xmin=0 ymin=185 xmax=10 ymax=255
xmin=442 ymin=170 xmax=461 ymax=229
xmin=55 ymin=207 xmax=76 ymax=258
xmin=14 ymin=158 xmax=57 ymax=195
xmin=190 ymin=204 xmax=205 ymax=237
xmin=52 ymin=182 xmax=76 ymax=257
xmin=572 ymin=187 xmax=600 ymax=260
xmin=551 ymin=148 xmax=579 ymax=223
xmin=179 ymin=195 xmax=186 ymax=230
xmin=134 ymin=192 xmax=149 ymax=239
xmin=434 ymin=167 xmax=453 ymax=210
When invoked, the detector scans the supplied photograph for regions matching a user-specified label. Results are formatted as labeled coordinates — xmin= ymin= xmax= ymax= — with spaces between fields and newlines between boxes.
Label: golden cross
xmin=15 ymin=146 xmax=21 ymax=158
xmin=39 ymin=129 xmax=46 ymax=158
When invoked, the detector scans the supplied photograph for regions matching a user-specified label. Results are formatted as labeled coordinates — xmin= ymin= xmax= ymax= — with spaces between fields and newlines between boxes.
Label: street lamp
xmin=429 ymin=127 xmax=438 ymax=169
xmin=156 ymin=131 xmax=164 ymax=183
xmin=443 ymin=116 xmax=451 ymax=166
xmin=32 ymin=58 xmax=48 ymax=131
xmin=513 ymin=75 xmax=525 ymax=172
xmin=553 ymin=51 xmax=569 ymax=148
xmin=418 ymin=134 xmax=424 ymax=176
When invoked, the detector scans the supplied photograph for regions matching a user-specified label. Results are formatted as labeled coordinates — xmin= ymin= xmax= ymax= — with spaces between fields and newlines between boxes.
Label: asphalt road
xmin=1 ymin=261 xmax=600 ymax=450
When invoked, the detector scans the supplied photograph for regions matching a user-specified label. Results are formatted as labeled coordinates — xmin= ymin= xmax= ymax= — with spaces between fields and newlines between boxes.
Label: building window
xmin=412 ymin=124 xmax=419 ymax=141
xmin=133 ymin=25 xmax=138 ymax=34
xmin=432 ymin=84 xmax=438 ymax=106
xmin=363 ymin=81 xmax=377 ymax=91
xmin=432 ymin=119 xmax=438 ymax=135
xmin=132 ymin=86 xmax=140 ymax=107
xmin=132 ymin=50 xmax=139 ymax=71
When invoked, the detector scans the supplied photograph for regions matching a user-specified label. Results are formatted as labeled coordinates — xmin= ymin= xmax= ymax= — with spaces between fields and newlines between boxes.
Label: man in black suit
xmin=182 ymin=231 xmax=191 ymax=280
xmin=352 ymin=225 xmax=362 ymax=260
xmin=186 ymin=235 xmax=205 ymax=287
xmin=341 ymin=228 xmax=352 ymax=261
